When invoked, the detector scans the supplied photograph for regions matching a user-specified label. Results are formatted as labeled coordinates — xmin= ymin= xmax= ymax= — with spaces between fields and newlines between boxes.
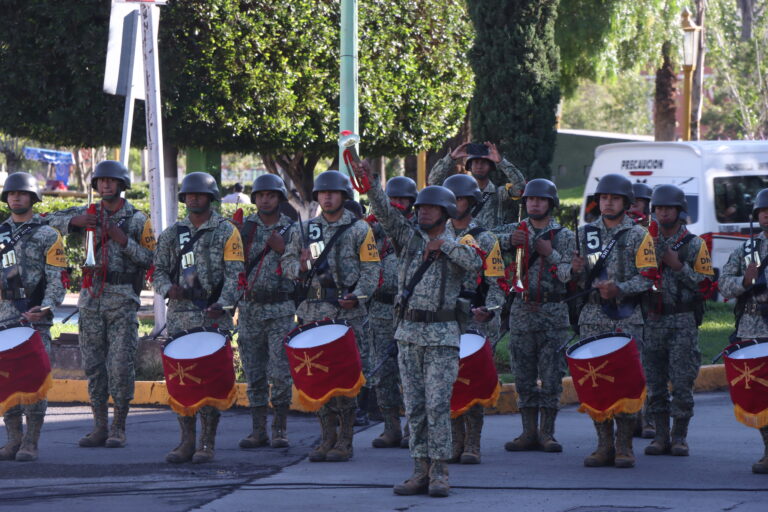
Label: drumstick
xmin=557 ymin=332 xmax=579 ymax=352
xmin=60 ymin=307 xmax=79 ymax=324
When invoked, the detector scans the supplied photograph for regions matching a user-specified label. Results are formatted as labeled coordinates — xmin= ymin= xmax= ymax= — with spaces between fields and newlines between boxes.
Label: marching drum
xmin=450 ymin=331 xmax=501 ymax=418
xmin=162 ymin=327 xmax=237 ymax=416
xmin=566 ymin=332 xmax=646 ymax=421
xmin=723 ymin=338 xmax=768 ymax=429
xmin=284 ymin=319 xmax=365 ymax=412
xmin=0 ymin=323 xmax=52 ymax=415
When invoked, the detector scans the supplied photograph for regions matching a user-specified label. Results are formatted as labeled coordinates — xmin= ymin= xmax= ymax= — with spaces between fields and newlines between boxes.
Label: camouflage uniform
xmin=282 ymin=208 xmax=380 ymax=461
xmin=153 ymin=210 xmax=245 ymax=463
xmin=366 ymin=177 xmax=482 ymax=463
xmin=574 ymin=214 xmax=656 ymax=467
xmin=0 ymin=215 xmax=67 ymax=461
xmin=237 ymin=212 xmax=297 ymax=447
xmin=427 ymin=153 xmax=525 ymax=229
xmin=721 ymin=232 xmax=768 ymax=339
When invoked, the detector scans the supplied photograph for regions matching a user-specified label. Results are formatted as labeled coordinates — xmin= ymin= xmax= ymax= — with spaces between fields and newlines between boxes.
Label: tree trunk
xmin=262 ymin=152 xmax=320 ymax=219
xmin=740 ymin=0 xmax=755 ymax=41
xmin=654 ymin=41 xmax=678 ymax=141
xmin=690 ymin=0 xmax=706 ymax=141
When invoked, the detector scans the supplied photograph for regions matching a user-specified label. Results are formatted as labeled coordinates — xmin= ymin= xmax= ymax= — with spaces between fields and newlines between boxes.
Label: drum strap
xmin=245 ymin=221 xmax=294 ymax=279
xmin=585 ymin=228 xmax=630 ymax=289
xmin=527 ymin=227 xmax=563 ymax=269
xmin=398 ymin=248 xmax=439 ymax=318
xmin=302 ymin=221 xmax=357 ymax=289
xmin=170 ymin=226 xmax=209 ymax=284
xmin=471 ymin=192 xmax=492 ymax=217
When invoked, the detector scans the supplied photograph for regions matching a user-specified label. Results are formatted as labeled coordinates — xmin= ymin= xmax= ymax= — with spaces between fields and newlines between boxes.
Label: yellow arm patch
xmin=459 ymin=234 xmax=480 ymax=249
xmin=46 ymin=233 xmax=67 ymax=268
xmin=223 ymin=228 xmax=245 ymax=262
xmin=693 ymin=240 xmax=714 ymax=276
xmin=359 ymin=228 xmax=380 ymax=262
xmin=484 ymin=241 xmax=505 ymax=277
xmin=635 ymin=232 xmax=658 ymax=269
xmin=141 ymin=218 xmax=156 ymax=251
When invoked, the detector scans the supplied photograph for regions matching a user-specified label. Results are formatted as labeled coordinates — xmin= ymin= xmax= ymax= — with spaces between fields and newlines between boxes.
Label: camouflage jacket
xmin=153 ymin=211 xmax=245 ymax=315
xmin=239 ymin=212 xmax=297 ymax=320
xmin=573 ymin=214 xmax=656 ymax=326
xmin=282 ymin=208 xmax=380 ymax=322
xmin=368 ymin=220 xmax=398 ymax=320
xmin=367 ymin=175 xmax=482 ymax=347
xmin=46 ymin=200 xmax=155 ymax=309
xmin=452 ymin=220 xmax=506 ymax=311
xmin=427 ymin=152 xmax=526 ymax=229
xmin=720 ymin=232 xmax=768 ymax=338
xmin=0 ymin=215 xmax=67 ymax=325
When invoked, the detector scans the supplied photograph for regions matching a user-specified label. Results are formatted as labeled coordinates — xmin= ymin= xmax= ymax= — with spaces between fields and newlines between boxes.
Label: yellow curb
xmin=49 ymin=364 xmax=729 ymax=414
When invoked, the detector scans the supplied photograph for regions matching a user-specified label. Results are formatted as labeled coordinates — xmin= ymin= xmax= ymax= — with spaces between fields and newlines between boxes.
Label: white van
xmin=580 ymin=141 xmax=768 ymax=285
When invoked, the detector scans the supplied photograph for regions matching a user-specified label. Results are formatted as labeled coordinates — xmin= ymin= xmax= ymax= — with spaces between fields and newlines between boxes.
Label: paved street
xmin=1 ymin=392 xmax=767 ymax=511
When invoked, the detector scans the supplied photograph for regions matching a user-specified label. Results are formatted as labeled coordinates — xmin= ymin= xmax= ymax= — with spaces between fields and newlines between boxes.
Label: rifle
xmin=60 ymin=308 xmax=79 ymax=324
xmin=368 ymin=339 xmax=398 ymax=378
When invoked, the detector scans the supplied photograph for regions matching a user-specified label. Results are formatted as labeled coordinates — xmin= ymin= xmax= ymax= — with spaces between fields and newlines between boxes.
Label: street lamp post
xmin=681 ymin=8 xmax=701 ymax=142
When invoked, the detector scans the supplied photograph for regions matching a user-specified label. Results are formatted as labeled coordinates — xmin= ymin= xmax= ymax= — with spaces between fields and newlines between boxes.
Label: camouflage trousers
xmin=3 ymin=327 xmax=51 ymax=421
xmin=79 ymin=302 xmax=139 ymax=407
xmin=318 ymin=317 xmax=371 ymax=416
xmin=643 ymin=320 xmax=701 ymax=419
xmin=238 ymin=313 xmax=294 ymax=409
xmin=397 ymin=341 xmax=459 ymax=460
xmin=508 ymin=327 xmax=569 ymax=409
xmin=368 ymin=314 xmax=402 ymax=410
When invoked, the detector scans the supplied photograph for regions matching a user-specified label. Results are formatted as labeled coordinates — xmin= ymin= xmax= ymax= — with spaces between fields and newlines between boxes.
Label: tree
xmin=654 ymin=42 xmax=678 ymax=141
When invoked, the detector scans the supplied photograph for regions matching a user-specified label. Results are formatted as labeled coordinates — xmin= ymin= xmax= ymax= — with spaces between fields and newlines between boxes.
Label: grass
xmin=558 ymin=184 xmax=585 ymax=206
xmin=51 ymin=318 xmax=155 ymax=339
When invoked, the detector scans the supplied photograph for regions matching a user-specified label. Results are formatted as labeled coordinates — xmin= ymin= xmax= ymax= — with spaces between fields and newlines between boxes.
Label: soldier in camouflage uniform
xmin=720 ymin=187 xmax=768 ymax=474
xmin=570 ymin=174 xmax=657 ymax=469
xmin=282 ymin=170 xmax=380 ymax=463
xmin=46 ymin=161 xmax=155 ymax=449
xmin=628 ymin=183 xmax=653 ymax=227
xmin=427 ymin=142 xmax=525 ymax=230
xmin=152 ymin=172 xmax=245 ymax=464
xmin=353 ymin=161 xmax=482 ymax=497
xmin=236 ymin=174 xmax=297 ymax=449
xmin=0 ymin=173 xmax=67 ymax=462
xmin=492 ymin=179 xmax=575 ymax=454
xmin=643 ymin=185 xmax=713 ymax=458
xmin=367 ymin=176 xmax=417 ymax=449
xmin=442 ymin=174 xmax=505 ymax=465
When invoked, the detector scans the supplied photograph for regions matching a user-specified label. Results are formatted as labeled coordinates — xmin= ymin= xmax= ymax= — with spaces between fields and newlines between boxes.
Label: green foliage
xmin=467 ymin=0 xmax=560 ymax=179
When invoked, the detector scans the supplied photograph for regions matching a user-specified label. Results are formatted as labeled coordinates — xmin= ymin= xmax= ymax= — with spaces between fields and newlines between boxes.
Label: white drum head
xmin=460 ymin=333 xmax=486 ymax=359
xmin=164 ymin=331 xmax=226 ymax=360
xmin=570 ymin=335 xmax=631 ymax=360
xmin=0 ymin=326 xmax=36 ymax=352
xmin=729 ymin=342 xmax=768 ymax=360
xmin=288 ymin=324 xmax=349 ymax=349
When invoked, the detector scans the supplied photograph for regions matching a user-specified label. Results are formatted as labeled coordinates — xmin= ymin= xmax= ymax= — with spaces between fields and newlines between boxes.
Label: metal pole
xmin=140 ymin=4 xmax=167 ymax=336
xmin=682 ymin=64 xmax=693 ymax=141
xmin=119 ymin=10 xmax=140 ymax=167
xmin=339 ymin=0 xmax=359 ymax=171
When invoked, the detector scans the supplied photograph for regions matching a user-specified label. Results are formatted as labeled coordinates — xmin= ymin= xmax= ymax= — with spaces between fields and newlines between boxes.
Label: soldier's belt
xmin=520 ymin=291 xmax=566 ymax=304
xmin=372 ymin=290 xmax=396 ymax=305
xmin=402 ymin=308 xmax=456 ymax=323
xmin=0 ymin=288 xmax=27 ymax=300
xmin=649 ymin=303 xmax=697 ymax=316
xmin=306 ymin=286 xmax=352 ymax=301
xmin=744 ymin=303 xmax=768 ymax=316
xmin=105 ymin=271 xmax=139 ymax=285
xmin=245 ymin=290 xmax=292 ymax=304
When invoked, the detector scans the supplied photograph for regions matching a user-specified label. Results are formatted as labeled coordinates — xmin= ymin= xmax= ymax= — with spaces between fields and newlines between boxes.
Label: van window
xmin=714 ymin=176 xmax=768 ymax=223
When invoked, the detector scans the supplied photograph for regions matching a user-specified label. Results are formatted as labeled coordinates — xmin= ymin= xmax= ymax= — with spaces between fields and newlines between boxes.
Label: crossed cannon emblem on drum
xmin=731 ymin=362 xmax=768 ymax=390
xmin=293 ymin=351 xmax=329 ymax=377
xmin=576 ymin=361 xmax=615 ymax=388
xmin=168 ymin=363 xmax=202 ymax=386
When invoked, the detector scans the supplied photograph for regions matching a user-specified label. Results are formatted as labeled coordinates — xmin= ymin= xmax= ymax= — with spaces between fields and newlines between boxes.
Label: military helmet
xmin=753 ymin=188 xmax=768 ymax=217
xmin=464 ymin=145 xmax=493 ymax=171
xmin=414 ymin=185 xmax=457 ymax=218
xmin=522 ymin=178 xmax=559 ymax=208
xmin=312 ymin=170 xmax=354 ymax=201
xmin=178 ymin=172 xmax=220 ymax=202
xmin=2 ymin=172 xmax=42 ymax=203
xmin=251 ymin=173 xmax=288 ymax=202
xmin=443 ymin=174 xmax=482 ymax=203
xmin=632 ymin=183 xmax=653 ymax=202
xmin=651 ymin=184 xmax=687 ymax=212
xmin=385 ymin=176 xmax=418 ymax=200
xmin=92 ymin=160 xmax=131 ymax=190
xmin=595 ymin=173 xmax=634 ymax=204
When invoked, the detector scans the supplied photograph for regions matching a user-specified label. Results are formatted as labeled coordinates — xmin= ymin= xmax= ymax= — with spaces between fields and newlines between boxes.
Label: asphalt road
xmin=2 ymin=392 xmax=767 ymax=511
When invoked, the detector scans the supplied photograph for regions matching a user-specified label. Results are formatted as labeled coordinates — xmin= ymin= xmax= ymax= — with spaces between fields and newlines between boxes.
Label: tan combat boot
xmin=271 ymin=405 xmax=290 ymax=448
xmin=105 ymin=404 xmax=129 ymax=448
xmin=0 ymin=413 xmax=23 ymax=460
xmin=372 ymin=407 xmax=402 ymax=448
xmin=505 ymin=407 xmax=540 ymax=451
xmin=639 ymin=409 xmax=655 ymax=439
xmin=670 ymin=417 xmax=690 ymax=456
xmin=584 ymin=419 xmax=615 ymax=467
xmin=166 ymin=415 xmax=197 ymax=463
xmin=79 ymin=403 xmax=109 ymax=447
xmin=192 ymin=410 xmax=220 ymax=464
xmin=614 ymin=415 xmax=636 ymax=468
xmin=461 ymin=407 xmax=483 ymax=464
xmin=308 ymin=411 xmax=337 ymax=462
xmin=752 ymin=426 xmax=768 ymax=474
xmin=539 ymin=407 xmax=563 ymax=453
xmin=239 ymin=405 xmax=269 ymax=449
xmin=326 ymin=408 xmax=355 ymax=462
xmin=644 ymin=412 xmax=671 ymax=455
xmin=400 ymin=421 xmax=410 ymax=449
xmin=447 ymin=417 xmax=465 ymax=463
xmin=16 ymin=413 xmax=44 ymax=462
xmin=393 ymin=457 xmax=430 ymax=495
xmin=428 ymin=459 xmax=450 ymax=498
